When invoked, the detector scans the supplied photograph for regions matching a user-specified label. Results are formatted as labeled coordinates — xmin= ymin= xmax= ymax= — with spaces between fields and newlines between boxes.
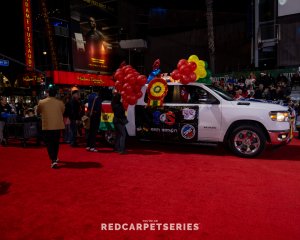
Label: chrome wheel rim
xmin=233 ymin=130 xmax=261 ymax=155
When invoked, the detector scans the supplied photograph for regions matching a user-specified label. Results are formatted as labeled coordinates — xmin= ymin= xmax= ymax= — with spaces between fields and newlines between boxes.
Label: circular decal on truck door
xmin=181 ymin=124 xmax=196 ymax=140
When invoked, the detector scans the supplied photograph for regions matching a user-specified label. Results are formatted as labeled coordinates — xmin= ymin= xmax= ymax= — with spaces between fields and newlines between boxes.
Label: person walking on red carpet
xmin=37 ymin=86 xmax=65 ymax=169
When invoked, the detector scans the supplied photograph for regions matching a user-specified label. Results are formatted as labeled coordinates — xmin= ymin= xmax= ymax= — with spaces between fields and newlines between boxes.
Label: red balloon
xmin=133 ymin=84 xmax=142 ymax=93
xmin=121 ymin=66 xmax=129 ymax=74
xmin=128 ymin=95 xmax=137 ymax=105
xmin=114 ymin=70 xmax=125 ymax=82
xmin=180 ymin=74 xmax=190 ymax=84
xmin=123 ymin=82 xmax=130 ymax=89
xmin=121 ymin=66 xmax=127 ymax=71
xmin=130 ymin=71 xmax=139 ymax=77
xmin=177 ymin=59 xmax=188 ymax=69
xmin=124 ymin=67 xmax=134 ymax=75
xmin=120 ymin=90 xmax=126 ymax=97
xmin=189 ymin=72 xmax=197 ymax=82
xmin=171 ymin=69 xmax=181 ymax=80
xmin=136 ymin=75 xmax=147 ymax=86
xmin=136 ymin=91 xmax=143 ymax=99
xmin=124 ymin=85 xmax=133 ymax=95
xmin=188 ymin=61 xmax=197 ymax=71
xmin=124 ymin=73 xmax=134 ymax=82
xmin=115 ymin=81 xmax=122 ymax=91
xmin=179 ymin=65 xmax=191 ymax=75
xmin=122 ymin=101 xmax=129 ymax=110
xmin=127 ymin=75 xmax=136 ymax=85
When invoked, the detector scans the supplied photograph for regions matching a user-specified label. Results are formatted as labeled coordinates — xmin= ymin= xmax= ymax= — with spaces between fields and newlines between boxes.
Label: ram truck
xmin=102 ymin=82 xmax=293 ymax=158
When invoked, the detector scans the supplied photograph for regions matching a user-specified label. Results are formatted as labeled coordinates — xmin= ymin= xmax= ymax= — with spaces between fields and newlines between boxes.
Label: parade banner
xmin=135 ymin=105 xmax=199 ymax=142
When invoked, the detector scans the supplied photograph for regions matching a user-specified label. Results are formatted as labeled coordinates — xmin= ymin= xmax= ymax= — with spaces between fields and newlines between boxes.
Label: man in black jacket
xmin=86 ymin=88 xmax=102 ymax=152
xmin=67 ymin=89 xmax=82 ymax=147
xmin=111 ymin=93 xmax=128 ymax=154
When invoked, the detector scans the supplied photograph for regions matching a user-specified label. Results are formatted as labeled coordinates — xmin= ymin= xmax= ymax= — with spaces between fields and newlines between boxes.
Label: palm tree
xmin=206 ymin=0 xmax=215 ymax=74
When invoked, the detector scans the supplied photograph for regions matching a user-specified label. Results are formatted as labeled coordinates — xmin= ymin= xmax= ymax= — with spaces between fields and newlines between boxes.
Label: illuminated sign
xmin=23 ymin=0 xmax=34 ymax=70
xmin=82 ymin=0 xmax=115 ymax=12
xmin=71 ymin=0 xmax=117 ymax=74
xmin=51 ymin=70 xmax=115 ymax=86
xmin=0 ymin=60 xmax=9 ymax=67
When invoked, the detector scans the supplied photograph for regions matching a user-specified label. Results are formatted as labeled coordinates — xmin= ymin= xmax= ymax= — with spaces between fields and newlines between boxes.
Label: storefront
xmin=46 ymin=70 xmax=115 ymax=100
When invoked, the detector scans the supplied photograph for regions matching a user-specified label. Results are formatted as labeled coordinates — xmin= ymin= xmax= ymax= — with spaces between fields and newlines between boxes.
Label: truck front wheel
xmin=228 ymin=125 xmax=266 ymax=158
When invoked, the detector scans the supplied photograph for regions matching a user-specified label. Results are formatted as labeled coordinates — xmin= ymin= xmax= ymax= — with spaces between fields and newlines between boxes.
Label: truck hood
xmin=233 ymin=99 xmax=289 ymax=111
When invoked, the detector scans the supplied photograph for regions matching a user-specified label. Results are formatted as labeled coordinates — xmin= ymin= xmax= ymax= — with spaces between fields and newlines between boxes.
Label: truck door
xmin=190 ymin=86 xmax=222 ymax=141
xmin=135 ymin=85 xmax=222 ymax=142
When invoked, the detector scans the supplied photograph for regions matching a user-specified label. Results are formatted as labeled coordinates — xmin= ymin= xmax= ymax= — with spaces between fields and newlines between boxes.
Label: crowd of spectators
xmin=212 ymin=71 xmax=300 ymax=116
xmin=213 ymin=72 xmax=289 ymax=100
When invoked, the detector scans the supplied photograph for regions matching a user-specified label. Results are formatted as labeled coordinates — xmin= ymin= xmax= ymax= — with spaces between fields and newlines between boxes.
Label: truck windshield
xmin=207 ymin=85 xmax=234 ymax=101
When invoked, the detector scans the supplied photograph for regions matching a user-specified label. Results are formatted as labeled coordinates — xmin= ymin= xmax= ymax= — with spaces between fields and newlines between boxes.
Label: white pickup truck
xmin=103 ymin=82 xmax=293 ymax=158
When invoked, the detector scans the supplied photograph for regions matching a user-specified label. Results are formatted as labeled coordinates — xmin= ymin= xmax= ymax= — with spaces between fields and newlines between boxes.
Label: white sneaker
xmin=89 ymin=148 xmax=98 ymax=152
xmin=51 ymin=162 xmax=58 ymax=169
xmin=86 ymin=147 xmax=90 ymax=151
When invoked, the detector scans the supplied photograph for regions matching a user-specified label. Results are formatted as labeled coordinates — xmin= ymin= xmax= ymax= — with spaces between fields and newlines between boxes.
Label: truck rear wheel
xmin=228 ymin=125 xmax=266 ymax=158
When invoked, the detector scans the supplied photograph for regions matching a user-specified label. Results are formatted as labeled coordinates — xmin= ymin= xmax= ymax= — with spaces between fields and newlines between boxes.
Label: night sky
xmin=0 ymin=0 xmax=24 ymax=80
xmin=0 ymin=0 xmax=24 ymax=59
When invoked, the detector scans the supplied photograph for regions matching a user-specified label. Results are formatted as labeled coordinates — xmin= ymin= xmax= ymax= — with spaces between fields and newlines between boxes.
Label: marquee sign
xmin=50 ymin=70 xmax=115 ymax=86
xmin=23 ymin=0 xmax=34 ymax=70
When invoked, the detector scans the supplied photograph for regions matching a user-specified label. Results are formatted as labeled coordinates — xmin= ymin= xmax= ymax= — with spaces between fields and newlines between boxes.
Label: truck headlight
xmin=269 ymin=111 xmax=290 ymax=122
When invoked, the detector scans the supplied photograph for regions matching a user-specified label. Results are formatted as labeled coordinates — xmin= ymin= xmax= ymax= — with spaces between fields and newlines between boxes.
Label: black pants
xmin=70 ymin=119 xmax=78 ymax=146
xmin=87 ymin=113 xmax=100 ymax=148
xmin=114 ymin=123 xmax=126 ymax=152
xmin=43 ymin=130 xmax=61 ymax=163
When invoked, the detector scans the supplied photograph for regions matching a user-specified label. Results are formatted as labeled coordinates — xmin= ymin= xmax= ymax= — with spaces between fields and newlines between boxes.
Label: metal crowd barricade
xmin=4 ymin=115 xmax=41 ymax=147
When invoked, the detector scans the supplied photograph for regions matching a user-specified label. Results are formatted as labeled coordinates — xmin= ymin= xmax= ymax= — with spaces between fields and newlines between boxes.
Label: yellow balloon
xmin=195 ymin=67 xmax=207 ymax=79
xmin=200 ymin=69 xmax=207 ymax=78
xmin=197 ymin=60 xmax=205 ymax=68
xmin=188 ymin=55 xmax=199 ymax=63
xmin=195 ymin=68 xmax=201 ymax=79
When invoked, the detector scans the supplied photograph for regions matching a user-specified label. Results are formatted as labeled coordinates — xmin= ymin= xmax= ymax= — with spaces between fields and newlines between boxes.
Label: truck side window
xmin=164 ymin=86 xmax=185 ymax=103
xmin=142 ymin=86 xmax=175 ymax=103
xmin=144 ymin=85 xmax=179 ymax=104
xmin=144 ymin=85 xmax=218 ymax=104
xmin=188 ymin=86 xmax=218 ymax=104
xmin=144 ymin=86 xmax=191 ymax=104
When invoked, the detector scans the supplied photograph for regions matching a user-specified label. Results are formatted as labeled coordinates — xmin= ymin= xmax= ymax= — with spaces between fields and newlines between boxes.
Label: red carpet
xmin=1 ymin=138 xmax=300 ymax=240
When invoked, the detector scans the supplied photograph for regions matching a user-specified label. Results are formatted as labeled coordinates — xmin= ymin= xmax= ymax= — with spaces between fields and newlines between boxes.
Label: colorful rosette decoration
xmin=147 ymin=77 xmax=168 ymax=107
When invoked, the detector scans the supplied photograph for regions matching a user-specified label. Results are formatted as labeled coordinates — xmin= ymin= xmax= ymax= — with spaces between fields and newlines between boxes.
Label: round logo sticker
xmin=181 ymin=124 xmax=196 ymax=140
xmin=159 ymin=111 xmax=176 ymax=126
